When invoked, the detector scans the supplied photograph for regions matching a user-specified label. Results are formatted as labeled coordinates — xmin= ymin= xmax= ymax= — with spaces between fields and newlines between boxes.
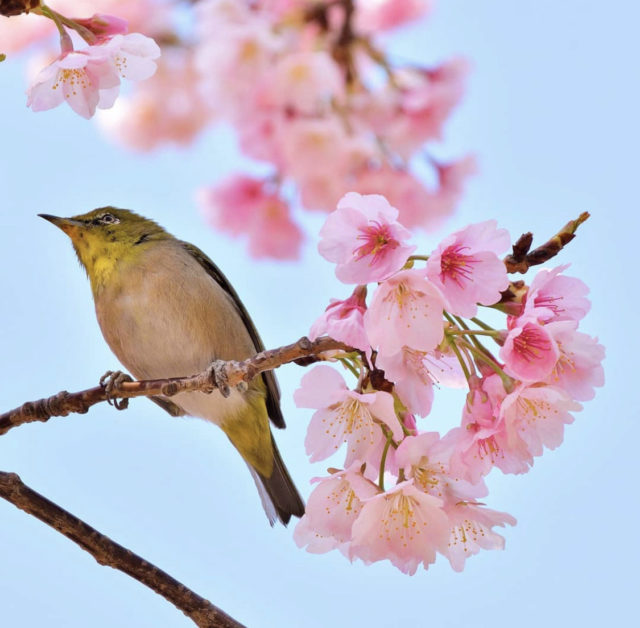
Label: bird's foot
xmin=207 ymin=360 xmax=231 ymax=397
xmin=100 ymin=370 xmax=133 ymax=410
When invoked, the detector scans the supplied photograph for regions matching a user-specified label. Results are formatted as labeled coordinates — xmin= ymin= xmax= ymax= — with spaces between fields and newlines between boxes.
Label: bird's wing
xmin=178 ymin=240 xmax=286 ymax=429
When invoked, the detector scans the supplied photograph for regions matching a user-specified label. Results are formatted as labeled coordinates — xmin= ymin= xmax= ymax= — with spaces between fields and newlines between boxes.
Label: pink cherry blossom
xmin=26 ymin=33 xmax=160 ymax=119
xmin=375 ymin=347 xmax=435 ymax=417
xmin=294 ymin=365 xmax=403 ymax=466
xmin=427 ymin=220 xmax=510 ymax=317
xmin=195 ymin=13 xmax=282 ymax=113
xmin=365 ymin=268 xmax=445 ymax=357
xmin=294 ymin=464 xmax=380 ymax=554
xmin=382 ymin=59 xmax=469 ymax=158
xmin=523 ymin=264 xmax=591 ymax=323
xmin=280 ymin=117 xmax=350 ymax=188
xmin=309 ymin=285 xmax=369 ymax=352
xmin=395 ymin=432 xmax=487 ymax=502
xmin=501 ymin=383 xmax=581 ymax=462
xmin=499 ymin=318 xmax=560 ymax=382
xmin=27 ymin=49 xmax=120 ymax=119
xmin=546 ymin=321 xmax=605 ymax=401
xmin=198 ymin=175 xmax=269 ymax=235
xmin=98 ymin=33 xmax=161 ymax=82
xmin=266 ymin=50 xmax=344 ymax=114
xmin=318 ymin=192 xmax=416 ymax=284
xmin=350 ymin=481 xmax=450 ymax=574
xmin=444 ymin=502 xmax=516 ymax=572
xmin=74 ymin=13 xmax=129 ymax=38
xmin=198 ymin=175 xmax=302 ymax=259
xmin=235 ymin=108 xmax=285 ymax=166
xmin=246 ymin=195 xmax=304 ymax=260
xmin=356 ymin=0 xmax=432 ymax=32
xmin=446 ymin=376 xmax=532 ymax=480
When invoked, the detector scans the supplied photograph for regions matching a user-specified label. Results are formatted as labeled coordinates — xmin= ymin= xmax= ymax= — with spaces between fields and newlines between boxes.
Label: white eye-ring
xmin=99 ymin=213 xmax=120 ymax=225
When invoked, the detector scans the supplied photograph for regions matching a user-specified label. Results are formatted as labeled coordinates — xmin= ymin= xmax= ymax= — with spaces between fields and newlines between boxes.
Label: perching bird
xmin=40 ymin=207 xmax=305 ymax=525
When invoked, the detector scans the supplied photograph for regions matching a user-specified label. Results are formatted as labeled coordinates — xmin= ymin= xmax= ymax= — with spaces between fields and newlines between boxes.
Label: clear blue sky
xmin=1 ymin=1 xmax=638 ymax=626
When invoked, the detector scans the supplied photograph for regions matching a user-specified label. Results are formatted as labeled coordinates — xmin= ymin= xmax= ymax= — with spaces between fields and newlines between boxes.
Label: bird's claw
xmin=207 ymin=360 xmax=231 ymax=398
xmin=100 ymin=370 xmax=133 ymax=410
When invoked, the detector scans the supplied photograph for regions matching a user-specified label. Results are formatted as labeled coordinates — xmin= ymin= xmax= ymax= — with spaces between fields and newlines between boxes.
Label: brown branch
xmin=0 ymin=336 xmax=351 ymax=436
xmin=0 ymin=471 xmax=244 ymax=628
xmin=504 ymin=212 xmax=590 ymax=274
xmin=0 ymin=0 xmax=41 ymax=17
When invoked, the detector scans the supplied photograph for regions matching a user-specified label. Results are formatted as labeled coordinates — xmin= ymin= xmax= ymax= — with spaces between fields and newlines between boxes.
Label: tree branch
xmin=0 ymin=336 xmax=351 ymax=436
xmin=0 ymin=471 xmax=245 ymax=628
xmin=504 ymin=212 xmax=590 ymax=274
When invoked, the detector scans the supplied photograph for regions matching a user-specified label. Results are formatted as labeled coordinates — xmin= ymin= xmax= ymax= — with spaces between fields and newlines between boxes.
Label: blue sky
xmin=1 ymin=1 xmax=638 ymax=627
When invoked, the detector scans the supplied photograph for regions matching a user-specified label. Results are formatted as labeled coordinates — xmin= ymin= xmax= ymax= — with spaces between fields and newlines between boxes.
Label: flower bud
xmin=73 ymin=13 xmax=129 ymax=38
xmin=0 ymin=0 xmax=40 ymax=17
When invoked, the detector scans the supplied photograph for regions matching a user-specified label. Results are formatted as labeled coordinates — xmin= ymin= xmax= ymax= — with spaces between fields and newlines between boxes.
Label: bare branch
xmin=0 ymin=471 xmax=244 ymax=628
xmin=504 ymin=212 xmax=590 ymax=274
xmin=0 ymin=336 xmax=351 ymax=436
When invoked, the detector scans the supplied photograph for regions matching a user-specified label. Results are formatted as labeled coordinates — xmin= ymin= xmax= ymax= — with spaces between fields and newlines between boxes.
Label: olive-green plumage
xmin=40 ymin=207 xmax=304 ymax=525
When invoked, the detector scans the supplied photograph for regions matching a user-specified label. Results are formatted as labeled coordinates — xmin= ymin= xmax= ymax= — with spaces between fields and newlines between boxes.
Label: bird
xmin=39 ymin=207 xmax=305 ymax=525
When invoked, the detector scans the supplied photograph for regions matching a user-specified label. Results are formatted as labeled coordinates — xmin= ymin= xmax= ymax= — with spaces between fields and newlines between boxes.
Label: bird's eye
xmin=99 ymin=213 xmax=119 ymax=225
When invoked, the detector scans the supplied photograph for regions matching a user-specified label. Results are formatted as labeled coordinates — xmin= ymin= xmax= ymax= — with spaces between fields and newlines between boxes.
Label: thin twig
xmin=0 ymin=471 xmax=245 ymax=628
xmin=504 ymin=212 xmax=590 ymax=274
xmin=0 ymin=336 xmax=351 ymax=436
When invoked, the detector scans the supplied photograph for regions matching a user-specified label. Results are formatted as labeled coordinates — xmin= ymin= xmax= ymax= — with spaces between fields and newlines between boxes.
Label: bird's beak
xmin=38 ymin=214 xmax=84 ymax=236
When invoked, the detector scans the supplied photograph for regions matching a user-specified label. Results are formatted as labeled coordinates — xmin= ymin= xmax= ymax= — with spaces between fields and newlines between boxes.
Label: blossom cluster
xmin=3 ymin=0 xmax=472 ymax=258
xmin=294 ymin=192 xmax=604 ymax=573
xmin=8 ymin=3 xmax=161 ymax=119
xmin=195 ymin=0 xmax=473 ymax=257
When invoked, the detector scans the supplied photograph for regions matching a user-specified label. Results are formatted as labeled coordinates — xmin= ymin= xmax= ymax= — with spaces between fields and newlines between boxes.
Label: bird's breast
xmin=93 ymin=243 xmax=258 ymax=421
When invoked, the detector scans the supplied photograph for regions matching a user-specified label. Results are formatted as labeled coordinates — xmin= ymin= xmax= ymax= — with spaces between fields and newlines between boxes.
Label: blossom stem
xmin=407 ymin=254 xmax=430 ymax=262
xmin=447 ymin=336 xmax=473 ymax=382
xmin=460 ymin=340 xmax=513 ymax=391
xmin=41 ymin=4 xmax=97 ymax=45
xmin=470 ymin=317 xmax=495 ymax=331
xmin=446 ymin=329 xmax=499 ymax=338
xmin=338 ymin=356 xmax=360 ymax=380
xmin=442 ymin=312 xmax=474 ymax=381
xmin=454 ymin=314 xmax=497 ymax=359
xmin=378 ymin=432 xmax=393 ymax=491
xmin=40 ymin=4 xmax=73 ymax=53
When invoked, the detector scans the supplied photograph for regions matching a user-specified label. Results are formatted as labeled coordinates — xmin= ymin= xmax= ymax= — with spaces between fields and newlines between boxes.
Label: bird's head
xmin=40 ymin=207 xmax=170 ymax=293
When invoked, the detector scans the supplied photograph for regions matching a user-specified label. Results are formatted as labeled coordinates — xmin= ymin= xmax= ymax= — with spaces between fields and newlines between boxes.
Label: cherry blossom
xmin=356 ymin=0 xmax=432 ymax=32
xmin=26 ymin=32 xmax=160 ymax=118
xmin=350 ymin=481 xmax=450 ymax=574
xmin=294 ymin=464 xmax=379 ymax=555
xmin=27 ymin=48 xmax=120 ymax=118
xmin=309 ymin=285 xmax=369 ymax=352
xmin=427 ymin=220 xmax=510 ymax=318
xmin=294 ymin=365 xmax=403 ymax=467
xmin=375 ymin=347 xmax=435 ymax=417
xmin=523 ymin=264 xmax=591 ymax=323
xmin=546 ymin=321 xmax=605 ymax=401
xmin=364 ymin=268 xmax=445 ymax=357
xmin=318 ymin=193 xmax=416 ymax=284
xmin=395 ymin=432 xmax=487 ymax=502
xmin=499 ymin=318 xmax=560 ymax=382
xmin=444 ymin=502 xmax=516 ymax=572
xmin=500 ymin=384 xmax=581 ymax=463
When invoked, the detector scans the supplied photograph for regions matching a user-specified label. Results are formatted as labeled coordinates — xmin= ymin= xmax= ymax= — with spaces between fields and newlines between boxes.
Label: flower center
xmin=54 ymin=68 xmax=90 ymax=95
xmin=513 ymin=325 xmax=552 ymax=362
xmin=440 ymin=244 xmax=477 ymax=287
xmin=353 ymin=221 xmax=399 ymax=265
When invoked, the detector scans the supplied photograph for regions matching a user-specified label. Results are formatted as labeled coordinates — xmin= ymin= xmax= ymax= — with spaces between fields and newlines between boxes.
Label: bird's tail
xmin=248 ymin=435 xmax=305 ymax=526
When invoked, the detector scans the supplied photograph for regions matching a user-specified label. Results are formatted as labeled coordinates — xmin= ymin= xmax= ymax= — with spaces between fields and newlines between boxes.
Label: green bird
xmin=40 ymin=207 xmax=305 ymax=525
